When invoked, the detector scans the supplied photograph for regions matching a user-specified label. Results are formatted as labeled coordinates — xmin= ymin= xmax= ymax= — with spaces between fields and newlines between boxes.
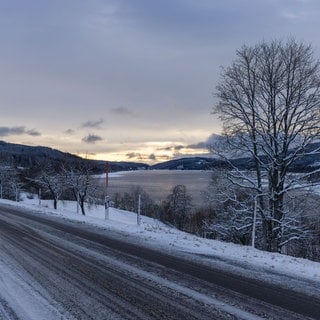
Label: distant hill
xmin=150 ymin=157 xmax=226 ymax=170
xmin=0 ymin=140 xmax=319 ymax=173
xmin=0 ymin=141 xmax=148 ymax=173
xmin=149 ymin=156 xmax=258 ymax=171
xmin=150 ymin=143 xmax=320 ymax=172
xmin=0 ymin=140 xmax=81 ymax=166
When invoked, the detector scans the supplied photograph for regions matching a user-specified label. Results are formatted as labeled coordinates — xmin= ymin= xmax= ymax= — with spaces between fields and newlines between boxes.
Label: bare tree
xmin=162 ymin=185 xmax=193 ymax=229
xmin=279 ymin=191 xmax=320 ymax=259
xmin=8 ymin=168 xmax=24 ymax=202
xmin=63 ymin=163 xmax=99 ymax=215
xmin=34 ymin=164 xmax=65 ymax=209
xmin=112 ymin=185 xmax=158 ymax=218
xmin=213 ymin=39 xmax=320 ymax=252
xmin=0 ymin=162 xmax=24 ymax=201
xmin=0 ymin=164 xmax=11 ymax=199
xmin=203 ymin=171 xmax=256 ymax=245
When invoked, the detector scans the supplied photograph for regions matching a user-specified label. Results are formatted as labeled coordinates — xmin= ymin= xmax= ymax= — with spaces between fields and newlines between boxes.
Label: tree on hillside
xmin=8 ymin=167 xmax=24 ymax=201
xmin=213 ymin=39 xmax=320 ymax=252
xmin=162 ymin=184 xmax=192 ymax=229
xmin=62 ymin=163 xmax=99 ymax=215
xmin=203 ymin=171 xmax=256 ymax=245
xmin=34 ymin=164 xmax=65 ymax=209
xmin=0 ymin=164 xmax=23 ymax=201
xmin=112 ymin=185 xmax=158 ymax=218
xmin=0 ymin=164 xmax=11 ymax=199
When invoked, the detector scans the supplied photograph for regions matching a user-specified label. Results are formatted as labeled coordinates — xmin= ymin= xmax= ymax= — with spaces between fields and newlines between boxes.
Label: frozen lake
xmin=103 ymin=170 xmax=214 ymax=206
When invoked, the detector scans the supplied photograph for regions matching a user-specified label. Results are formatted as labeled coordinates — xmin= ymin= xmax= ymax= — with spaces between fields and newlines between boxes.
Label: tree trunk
xmin=80 ymin=195 xmax=86 ymax=215
xmin=53 ymin=198 xmax=57 ymax=210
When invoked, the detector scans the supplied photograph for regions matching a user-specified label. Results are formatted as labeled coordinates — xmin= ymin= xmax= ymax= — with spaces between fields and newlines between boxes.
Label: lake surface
xmin=103 ymin=170 xmax=214 ymax=206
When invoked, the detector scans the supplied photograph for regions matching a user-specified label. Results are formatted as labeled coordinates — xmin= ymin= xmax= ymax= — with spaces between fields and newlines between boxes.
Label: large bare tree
xmin=213 ymin=39 xmax=320 ymax=252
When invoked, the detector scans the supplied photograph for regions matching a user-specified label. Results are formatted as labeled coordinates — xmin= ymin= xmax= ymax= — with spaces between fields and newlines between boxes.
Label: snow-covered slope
xmin=1 ymin=195 xmax=319 ymax=296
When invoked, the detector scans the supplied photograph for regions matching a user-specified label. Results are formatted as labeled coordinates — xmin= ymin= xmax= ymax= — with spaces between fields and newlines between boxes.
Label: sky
xmin=0 ymin=0 xmax=320 ymax=163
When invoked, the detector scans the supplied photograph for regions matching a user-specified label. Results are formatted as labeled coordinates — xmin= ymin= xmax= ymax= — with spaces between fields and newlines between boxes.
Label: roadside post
xmin=105 ymin=196 xmax=110 ymax=220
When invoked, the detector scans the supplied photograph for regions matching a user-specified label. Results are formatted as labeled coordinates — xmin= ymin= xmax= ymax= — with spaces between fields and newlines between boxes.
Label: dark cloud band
xmin=82 ymin=134 xmax=103 ymax=144
xmin=81 ymin=119 xmax=104 ymax=129
xmin=0 ymin=126 xmax=41 ymax=137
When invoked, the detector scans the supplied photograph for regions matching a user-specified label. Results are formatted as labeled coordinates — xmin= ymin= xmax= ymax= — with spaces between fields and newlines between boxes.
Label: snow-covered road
xmin=0 ymin=206 xmax=318 ymax=319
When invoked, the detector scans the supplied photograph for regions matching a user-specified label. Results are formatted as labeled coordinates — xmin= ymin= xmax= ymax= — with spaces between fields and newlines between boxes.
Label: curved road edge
xmin=1 ymin=203 xmax=320 ymax=319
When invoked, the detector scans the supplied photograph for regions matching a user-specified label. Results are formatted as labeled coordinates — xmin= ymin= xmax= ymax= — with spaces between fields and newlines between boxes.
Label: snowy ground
xmin=1 ymin=193 xmax=319 ymax=294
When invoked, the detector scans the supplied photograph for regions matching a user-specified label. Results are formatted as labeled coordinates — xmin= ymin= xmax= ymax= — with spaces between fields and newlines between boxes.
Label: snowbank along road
xmin=0 ymin=205 xmax=319 ymax=319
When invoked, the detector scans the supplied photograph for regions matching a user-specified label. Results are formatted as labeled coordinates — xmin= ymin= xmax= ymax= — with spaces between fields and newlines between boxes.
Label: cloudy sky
xmin=0 ymin=0 xmax=320 ymax=163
